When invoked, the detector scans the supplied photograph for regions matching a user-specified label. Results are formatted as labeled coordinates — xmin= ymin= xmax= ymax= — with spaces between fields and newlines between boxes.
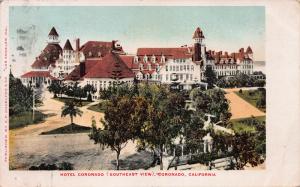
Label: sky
xmin=9 ymin=6 xmax=265 ymax=76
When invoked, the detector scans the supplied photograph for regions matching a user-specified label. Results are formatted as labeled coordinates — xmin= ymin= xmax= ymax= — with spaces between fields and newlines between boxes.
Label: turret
xmin=193 ymin=27 xmax=206 ymax=64
xmin=47 ymin=27 xmax=60 ymax=44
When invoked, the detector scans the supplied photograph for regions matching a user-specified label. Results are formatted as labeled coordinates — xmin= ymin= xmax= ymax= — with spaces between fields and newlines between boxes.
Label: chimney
xmin=79 ymin=61 xmax=85 ymax=77
xmin=76 ymin=38 xmax=80 ymax=52
xmin=239 ymin=48 xmax=244 ymax=53
xmin=112 ymin=40 xmax=116 ymax=50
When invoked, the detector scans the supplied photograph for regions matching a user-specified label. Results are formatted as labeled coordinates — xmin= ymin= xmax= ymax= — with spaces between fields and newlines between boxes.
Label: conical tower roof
xmin=63 ymin=39 xmax=73 ymax=50
xmin=246 ymin=46 xmax=253 ymax=54
xmin=48 ymin=27 xmax=59 ymax=37
xmin=193 ymin=27 xmax=205 ymax=39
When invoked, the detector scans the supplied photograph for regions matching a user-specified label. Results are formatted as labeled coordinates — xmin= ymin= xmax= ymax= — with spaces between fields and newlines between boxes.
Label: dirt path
xmin=9 ymin=91 xmax=151 ymax=170
xmin=10 ymin=91 xmax=103 ymax=137
xmin=224 ymin=88 xmax=266 ymax=119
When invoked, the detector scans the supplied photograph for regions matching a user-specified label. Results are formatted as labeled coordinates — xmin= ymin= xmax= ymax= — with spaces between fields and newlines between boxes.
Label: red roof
xmin=119 ymin=55 xmax=139 ymax=69
xmin=80 ymin=41 xmax=124 ymax=58
xmin=193 ymin=27 xmax=205 ymax=39
xmin=21 ymin=71 xmax=57 ymax=80
xmin=137 ymin=47 xmax=192 ymax=59
xmin=31 ymin=43 xmax=62 ymax=69
xmin=48 ymin=27 xmax=59 ymax=36
xmin=64 ymin=60 xmax=98 ymax=81
xmin=84 ymin=52 xmax=134 ymax=79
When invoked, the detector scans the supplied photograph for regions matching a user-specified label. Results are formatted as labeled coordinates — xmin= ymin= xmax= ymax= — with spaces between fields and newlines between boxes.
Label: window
xmin=161 ymin=55 xmax=165 ymax=63
xmin=166 ymin=74 xmax=169 ymax=81
xmin=180 ymin=74 xmax=183 ymax=80
xmin=190 ymin=74 xmax=193 ymax=81
xmin=184 ymin=65 xmax=186 ymax=71
xmin=143 ymin=55 xmax=148 ymax=62
xmin=139 ymin=64 xmax=144 ymax=70
xmin=191 ymin=65 xmax=194 ymax=71
xmin=134 ymin=56 xmax=139 ymax=64
xmin=166 ymin=65 xmax=168 ymax=71
xmin=180 ymin=65 xmax=183 ymax=71
xmin=186 ymin=74 xmax=189 ymax=80
xmin=151 ymin=55 xmax=156 ymax=63
xmin=176 ymin=66 xmax=179 ymax=71
xmin=187 ymin=65 xmax=190 ymax=71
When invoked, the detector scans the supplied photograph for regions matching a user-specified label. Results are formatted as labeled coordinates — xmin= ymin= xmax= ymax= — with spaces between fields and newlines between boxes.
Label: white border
xmin=1 ymin=0 xmax=300 ymax=187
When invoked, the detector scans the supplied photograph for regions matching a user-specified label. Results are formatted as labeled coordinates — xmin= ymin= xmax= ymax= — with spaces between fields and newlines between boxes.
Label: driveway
xmin=224 ymin=88 xmax=266 ymax=119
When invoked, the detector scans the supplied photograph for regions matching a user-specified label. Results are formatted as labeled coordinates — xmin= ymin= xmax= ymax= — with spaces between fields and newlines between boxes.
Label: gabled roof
xmin=64 ymin=59 xmax=98 ymax=81
xmin=84 ymin=52 xmax=134 ymax=79
xmin=21 ymin=71 xmax=57 ymax=80
xmin=80 ymin=41 xmax=124 ymax=58
xmin=31 ymin=43 xmax=62 ymax=69
xmin=63 ymin=39 xmax=73 ymax=51
xmin=119 ymin=55 xmax=139 ymax=69
xmin=193 ymin=27 xmax=205 ymax=39
xmin=48 ymin=27 xmax=59 ymax=37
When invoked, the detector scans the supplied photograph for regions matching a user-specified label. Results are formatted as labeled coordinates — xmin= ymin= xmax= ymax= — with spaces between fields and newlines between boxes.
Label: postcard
xmin=0 ymin=0 xmax=299 ymax=187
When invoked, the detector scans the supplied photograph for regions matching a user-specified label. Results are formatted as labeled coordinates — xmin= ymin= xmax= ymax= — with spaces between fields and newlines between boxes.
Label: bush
xmin=29 ymin=162 xmax=74 ymax=170
xmin=239 ymin=89 xmax=243 ymax=94
xmin=9 ymin=111 xmax=46 ymax=129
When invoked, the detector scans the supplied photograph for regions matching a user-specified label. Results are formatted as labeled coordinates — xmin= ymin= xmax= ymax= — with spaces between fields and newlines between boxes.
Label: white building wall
xmin=82 ymin=77 xmax=134 ymax=100
xmin=159 ymin=57 xmax=201 ymax=89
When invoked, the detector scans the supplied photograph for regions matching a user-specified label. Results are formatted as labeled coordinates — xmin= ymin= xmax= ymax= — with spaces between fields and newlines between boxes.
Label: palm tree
xmin=61 ymin=100 xmax=83 ymax=130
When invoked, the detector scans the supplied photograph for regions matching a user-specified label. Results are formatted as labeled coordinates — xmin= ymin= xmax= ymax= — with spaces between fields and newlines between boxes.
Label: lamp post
xmin=32 ymin=85 xmax=37 ymax=121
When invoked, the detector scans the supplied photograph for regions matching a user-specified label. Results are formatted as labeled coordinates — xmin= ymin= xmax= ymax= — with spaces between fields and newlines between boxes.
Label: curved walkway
xmin=224 ymin=88 xmax=266 ymax=119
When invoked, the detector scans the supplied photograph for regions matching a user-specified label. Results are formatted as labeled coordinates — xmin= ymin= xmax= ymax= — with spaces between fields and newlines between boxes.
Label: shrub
xmin=9 ymin=111 xmax=46 ymax=129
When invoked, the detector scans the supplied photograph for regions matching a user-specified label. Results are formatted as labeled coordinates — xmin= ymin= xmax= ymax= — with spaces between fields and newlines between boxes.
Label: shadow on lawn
xmin=111 ymin=151 xmax=153 ymax=170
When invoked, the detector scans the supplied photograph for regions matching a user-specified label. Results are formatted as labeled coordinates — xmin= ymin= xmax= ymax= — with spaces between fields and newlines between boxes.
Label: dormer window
xmin=151 ymin=55 xmax=156 ymax=63
xmin=139 ymin=64 xmax=144 ymax=70
xmin=134 ymin=56 xmax=139 ymax=64
xmin=143 ymin=55 xmax=148 ymax=63
xmin=161 ymin=55 xmax=165 ymax=63
xmin=148 ymin=64 xmax=152 ymax=70
xmin=89 ymin=51 xmax=92 ymax=57
xmin=97 ymin=52 xmax=101 ymax=57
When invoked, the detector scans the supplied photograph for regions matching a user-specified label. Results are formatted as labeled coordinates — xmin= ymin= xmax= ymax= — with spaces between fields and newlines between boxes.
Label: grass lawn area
xmin=53 ymin=97 xmax=92 ymax=107
xmin=9 ymin=111 xmax=46 ymax=129
xmin=235 ymin=89 xmax=266 ymax=112
xmin=87 ymin=101 xmax=108 ymax=113
xmin=40 ymin=123 xmax=91 ymax=135
xmin=230 ymin=116 xmax=265 ymax=134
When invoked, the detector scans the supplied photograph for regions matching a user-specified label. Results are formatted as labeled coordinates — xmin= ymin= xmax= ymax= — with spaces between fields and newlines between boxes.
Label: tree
xmin=229 ymin=132 xmax=261 ymax=169
xmin=61 ymin=99 xmax=83 ymax=129
xmin=47 ymin=80 xmax=62 ymax=98
xmin=204 ymin=66 xmax=217 ymax=89
xmin=9 ymin=73 xmax=41 ymax=115
xmin=89 ymin=96 xmax=139 ymax=170
xmin=137 ymin=84 xmax=187 ymax=170
xmin=190 ymin=88 xmax=231 ymax=123
xmin=83 ymin=84 xmax=96 ymax=102
xmin=256 ymin=88 xmax=266 ymax=108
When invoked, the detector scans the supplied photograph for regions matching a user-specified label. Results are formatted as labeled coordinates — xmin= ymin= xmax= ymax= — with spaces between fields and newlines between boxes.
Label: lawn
xmin=230 ymin=116 xmax=265 ymax=134
xmin=87 ymin=101 xmax=108 ymax=113
xmin=235 ymin=89 xmax=266 ymax=112
xmin=9 ymin=111 xmax=46 ymax=129
xmin=53 ymin=97 xmax=92 ymax=107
